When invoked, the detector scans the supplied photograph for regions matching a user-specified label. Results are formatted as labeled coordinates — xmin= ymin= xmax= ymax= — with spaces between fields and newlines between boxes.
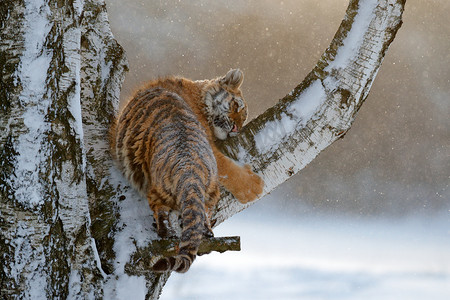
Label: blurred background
xmin=106 ymin=0 xmax=449 ymax=298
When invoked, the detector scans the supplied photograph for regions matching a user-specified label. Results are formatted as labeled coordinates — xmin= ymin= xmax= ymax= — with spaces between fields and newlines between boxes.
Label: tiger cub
xmin=109 ymin=69 xmax=264 ymax=273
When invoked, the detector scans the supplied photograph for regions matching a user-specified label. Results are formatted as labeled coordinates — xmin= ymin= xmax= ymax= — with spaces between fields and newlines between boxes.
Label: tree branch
xmin=212 ymin=0 xmax=405 ymax=226
xmin=125 ymin=236 xmax=240 ymax=276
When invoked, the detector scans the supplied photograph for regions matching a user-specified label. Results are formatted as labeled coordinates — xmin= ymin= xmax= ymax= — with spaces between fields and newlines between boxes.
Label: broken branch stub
xmin=125 ymin=236 xmax=241 ymax=275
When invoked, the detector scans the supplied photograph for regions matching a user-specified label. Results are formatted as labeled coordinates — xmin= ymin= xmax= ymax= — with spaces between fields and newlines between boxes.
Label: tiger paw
xmin=232 ymin=164 xmax=264 ymax=204
xmin=156 ymin=221 xmax=178 ymax=239
xmin=154 ymin=209 xmax=178 ymax=238
xmin=203 ymin=220 xmax=215 ymax=238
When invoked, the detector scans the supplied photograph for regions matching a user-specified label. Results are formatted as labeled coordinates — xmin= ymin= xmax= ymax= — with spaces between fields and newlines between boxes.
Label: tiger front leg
xmin=213 ymin=148 xmax=264 ymax=203
xmin=223 ymin=164 xmax=264 ymax=204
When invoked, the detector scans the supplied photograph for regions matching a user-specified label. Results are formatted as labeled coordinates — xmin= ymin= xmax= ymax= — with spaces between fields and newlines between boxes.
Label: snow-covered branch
xmin=213 ymin=0 xmax=405 ymax=224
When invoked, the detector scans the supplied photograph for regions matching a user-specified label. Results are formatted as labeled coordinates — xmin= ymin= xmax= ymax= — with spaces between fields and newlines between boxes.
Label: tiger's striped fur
xmin=110 ymin=69 xmax=264 ymax=273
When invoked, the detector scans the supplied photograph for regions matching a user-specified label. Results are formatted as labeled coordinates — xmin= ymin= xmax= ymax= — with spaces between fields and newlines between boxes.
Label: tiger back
xmin=111 ymin=86 xmax=220 ymax=273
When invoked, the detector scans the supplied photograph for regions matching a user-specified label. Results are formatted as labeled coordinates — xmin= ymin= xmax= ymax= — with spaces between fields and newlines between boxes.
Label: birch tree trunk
xmin=0 ymin=0 xmax=405 ymax=299
xmin=0 ymin=0 xmax=106 ymax=298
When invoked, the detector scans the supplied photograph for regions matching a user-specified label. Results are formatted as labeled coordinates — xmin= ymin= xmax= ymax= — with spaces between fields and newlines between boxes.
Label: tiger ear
xmin=219 ymin=69 xmax=244 ymax=89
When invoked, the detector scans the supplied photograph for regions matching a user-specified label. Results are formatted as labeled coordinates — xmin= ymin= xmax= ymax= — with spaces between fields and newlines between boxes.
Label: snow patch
xmin=254 ymin=112 xmax=295 ymax=153
xmin=104 ymin=167 xmax=157 ymax=299
xmin=73 ymin=0 xmax=84 ymax=17
xmin=11 ymin=0 xmax=52 ymax=208
xmin=10 ymin=221 xmax=48 ymax=299
xmin=254 ymin=80 xmax=327 ymax=153
xmin=236 ymin=145 xmax=248 ymax=163
xmin=325 ymin=0 xmax=378 ymax=71
xmin=67 ymin=271 xmax=82 ymax=299
xmin=116 ymin=275 xmax=147 ymax=300
xmin=288 ymin=79 xmax=328 ymax=119
xmin=65 ymin=26 xmax=86 ymax=171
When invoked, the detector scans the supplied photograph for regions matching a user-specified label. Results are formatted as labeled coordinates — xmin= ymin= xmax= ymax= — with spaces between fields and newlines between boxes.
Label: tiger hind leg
xmin=204 ymin=186 xmax=221 ymax=236
xmin=148 ymin=190 xmax=178 ymax=238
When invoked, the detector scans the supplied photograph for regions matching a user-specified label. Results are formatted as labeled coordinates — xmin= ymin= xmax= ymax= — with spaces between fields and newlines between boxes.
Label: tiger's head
xmin=202 ymin=69 xmax=248 ymax=140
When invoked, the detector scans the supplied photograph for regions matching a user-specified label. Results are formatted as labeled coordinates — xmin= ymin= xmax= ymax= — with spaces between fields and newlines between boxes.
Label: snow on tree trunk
xmin=0 ymin=0 xmax=103 ymax=298
xmin=0 ymin=0 xmax=405 ymax=299
xmin=78 ymin=1 xmax=169 ymax=299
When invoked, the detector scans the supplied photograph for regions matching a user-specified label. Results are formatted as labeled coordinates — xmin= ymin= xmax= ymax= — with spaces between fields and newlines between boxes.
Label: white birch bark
xmin=0 ymin=0 xmax=405 ymax=299
xmin=0 ymin=0 xmax=103 ymax=298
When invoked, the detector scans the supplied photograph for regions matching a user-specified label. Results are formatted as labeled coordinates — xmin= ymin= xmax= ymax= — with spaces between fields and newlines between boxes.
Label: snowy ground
xmin=160 ymin=197 xmax=450 ymax=300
